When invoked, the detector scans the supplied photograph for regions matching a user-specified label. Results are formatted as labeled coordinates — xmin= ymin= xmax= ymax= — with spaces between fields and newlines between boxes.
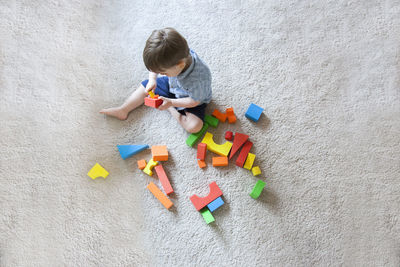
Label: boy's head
xmin=143 ymin=28 xmax=190 ymax=77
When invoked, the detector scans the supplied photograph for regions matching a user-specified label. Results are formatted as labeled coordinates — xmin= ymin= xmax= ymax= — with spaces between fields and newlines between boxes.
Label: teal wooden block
xmin=249 ymin=180 xmax=266 ymax=199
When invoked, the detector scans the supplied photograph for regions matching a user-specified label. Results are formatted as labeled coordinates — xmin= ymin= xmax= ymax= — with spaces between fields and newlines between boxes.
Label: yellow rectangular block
xmin=244 ymin=153 xmax=256 ymax=170
xmin=147 ymin=182 xmax=173 ymax=209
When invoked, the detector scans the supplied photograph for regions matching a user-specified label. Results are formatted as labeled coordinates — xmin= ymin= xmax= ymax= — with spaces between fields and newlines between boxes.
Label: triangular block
xmin=229 ymin=133 xmax=249 ymax=160
xmin=117 ymin=144 xmax=149 ymax=160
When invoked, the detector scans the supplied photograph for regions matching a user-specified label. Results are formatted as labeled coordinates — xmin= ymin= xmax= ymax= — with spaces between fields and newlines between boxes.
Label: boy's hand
xmin=158 ymin=96 xmax=173 ymax=110
xmin=145 ymin=79 xmax=157 ymax=94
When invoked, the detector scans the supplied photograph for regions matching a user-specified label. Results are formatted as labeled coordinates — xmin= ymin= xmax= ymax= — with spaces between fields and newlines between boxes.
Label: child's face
xmin=157 ymin=60 xmax=185 ymax=77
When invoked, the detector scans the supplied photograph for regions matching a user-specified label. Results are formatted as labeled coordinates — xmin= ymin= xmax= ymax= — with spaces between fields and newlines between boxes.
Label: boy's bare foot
xmin=99 ymin=107 xmax=128 ymax=120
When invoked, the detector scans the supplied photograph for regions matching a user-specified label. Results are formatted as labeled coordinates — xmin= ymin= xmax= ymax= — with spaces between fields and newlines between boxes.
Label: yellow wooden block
xmin=244 ymin=153 xmax=256 ymax=170
xmin=201 ymin=132 xmax=232 ymax=157
xmin=143 ymin=159 xmax=158 ymax=176
xmin=148 ymin=90 xmax=156 ymax=98
xmin=87 ymin=163 xmax=109 ymax=179
xmin=252 ymin=166 xmax=261 ymax=176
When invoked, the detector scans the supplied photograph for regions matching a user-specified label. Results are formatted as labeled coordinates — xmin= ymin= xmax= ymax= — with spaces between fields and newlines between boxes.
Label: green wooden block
xmin=249 ymin=180 xmax=266 ymax=199
xmin=186 ymin=123 xmax=209 ymax=147
xmin=200 ymin=208 xmax=215 ymax=224
xmin=204 ymin=115 xmax=219 ymax=128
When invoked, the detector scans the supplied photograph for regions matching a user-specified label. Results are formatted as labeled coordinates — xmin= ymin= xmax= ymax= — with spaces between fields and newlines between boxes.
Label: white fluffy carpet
xmin=1 ymin=0 xmax=400 ymax=266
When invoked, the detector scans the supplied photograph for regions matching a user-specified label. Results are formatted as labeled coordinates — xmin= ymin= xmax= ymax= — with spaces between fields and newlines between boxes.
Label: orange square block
xmin=198 ymin=160 xmax=207 ymax=168
xmin=212 ymin=156 xmax=228 ymax=166
xmin=151 ymin=145 xmax=168 ymax=161
xmin=137 ymin=159 xmax=147 ymax=170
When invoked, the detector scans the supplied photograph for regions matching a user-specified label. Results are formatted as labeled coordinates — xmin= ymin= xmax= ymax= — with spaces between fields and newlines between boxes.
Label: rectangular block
xmin=212 ymin=156 xmax=228 ymax=167
xmin=147 ymin=182 xmax=173 ymax=209
xmin=249 ymin=180 xmax=266 ymax=199
xmin=207 ymin=196 xmax=224 ymax=212
xmin=204 ymin=114 xmax=219 ymax=128
xmin=144 ymin=96 xmax=163 ymax=108
xmin=154 ymin=165 xmax=174 ymax=195
xmin=137 ymin=159 xmax=147 ymax=170
xmin=186 ymin=123 xmax=209 ymax=147
xmin=198 ymin=160 xmax=207 ymax=168
xmin=212 ymin=109 xmax=227 ymax=122
xmin=236 ymin=141 xmax=253 ymax=168
xmin=200 ymin=208 xmax=215 ymax=224
xmin=197 ymin=143 xmax=207 ymax=160
xmin=243 ymin=153 xmax=256 ymax=170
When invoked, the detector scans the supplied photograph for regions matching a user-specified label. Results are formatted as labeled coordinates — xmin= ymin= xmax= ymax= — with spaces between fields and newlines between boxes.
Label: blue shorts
xmin=142 ymin=76 xmax=207 ymax=121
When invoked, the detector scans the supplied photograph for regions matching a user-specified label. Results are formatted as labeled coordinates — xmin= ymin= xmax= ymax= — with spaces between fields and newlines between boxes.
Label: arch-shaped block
xmin=190 ymin=182 xmax=223 ymax=211
xmin=201 ymin=132 xmax=232 ymax=157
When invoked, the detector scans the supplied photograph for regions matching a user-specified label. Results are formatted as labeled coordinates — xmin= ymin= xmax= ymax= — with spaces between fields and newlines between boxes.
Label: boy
xmin=100 ymin=28 xmax=212 ymax=133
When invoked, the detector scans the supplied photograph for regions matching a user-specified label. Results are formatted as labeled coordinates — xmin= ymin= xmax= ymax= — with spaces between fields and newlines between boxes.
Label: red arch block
xmin=190 ymin=182 xmax=223 ymax=211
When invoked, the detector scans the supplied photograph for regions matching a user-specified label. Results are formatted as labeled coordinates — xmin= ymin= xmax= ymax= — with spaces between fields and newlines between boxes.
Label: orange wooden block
xmin=151 ymin=145 xmax=168 ymax=161
xmin=147 ymin=182 xmax=173 ymax=209
xmin=137 ymin=159 xmax=147 ymax=170
xmin=212 ymin=109 xmax=227 ymax=123
xmin=227 ymin=115 xmax=237 ymax=123
xmin=198 ymin=160 xmax=207 ymax=168
xmin=212 ymin=156 xmax=228 ymax=166
xmin=226 ymin=107 xmax=236 ymax=123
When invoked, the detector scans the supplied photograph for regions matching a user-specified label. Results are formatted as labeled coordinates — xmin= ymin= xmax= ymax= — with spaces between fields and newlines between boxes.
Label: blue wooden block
xmin=245 ymin=103 xmax=264 ymax=122
xmin=207 ymin=196 xmax=224 ymax=212
xmin=117 ymin=144 xmax=149 ymax=160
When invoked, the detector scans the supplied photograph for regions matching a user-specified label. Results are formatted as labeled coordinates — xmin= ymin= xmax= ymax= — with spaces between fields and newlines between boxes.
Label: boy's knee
xmin=186 ymin=120 xmax=203 ymax=134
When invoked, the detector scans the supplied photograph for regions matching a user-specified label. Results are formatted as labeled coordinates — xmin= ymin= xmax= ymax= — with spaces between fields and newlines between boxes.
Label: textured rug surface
xmin=1 ymin=1 xmax=399 ymax=266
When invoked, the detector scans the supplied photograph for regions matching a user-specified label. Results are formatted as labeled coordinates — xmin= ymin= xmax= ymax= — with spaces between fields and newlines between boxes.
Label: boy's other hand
xmin=145 ymin=79 xmax=157 ymax=94
xmin=158 ymin=96 xmax=173 ymax=110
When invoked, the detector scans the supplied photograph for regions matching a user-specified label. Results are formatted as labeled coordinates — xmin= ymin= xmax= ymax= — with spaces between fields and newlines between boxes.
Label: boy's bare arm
xmin=149 ymin=71 xmax=158 ymax=81
xmin=170 ymin=97 xmax=200 ymax=108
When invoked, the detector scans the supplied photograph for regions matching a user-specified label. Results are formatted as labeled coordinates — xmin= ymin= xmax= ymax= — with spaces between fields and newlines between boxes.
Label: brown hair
xmin=143 ymin=28 xmax=189 ymax=72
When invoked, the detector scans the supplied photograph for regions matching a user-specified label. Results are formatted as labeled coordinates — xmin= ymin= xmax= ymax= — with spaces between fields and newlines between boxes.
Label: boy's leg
xmin=167 ymin=105 xmax=205 ymax=133
xmin=99 ymin=84 xmax=147 ymax=120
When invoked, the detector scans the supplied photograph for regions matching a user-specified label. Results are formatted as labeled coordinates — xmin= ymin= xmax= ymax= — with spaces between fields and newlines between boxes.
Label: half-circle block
xmin=201 ymin=132 xmax=232 ymax=157
xmin=190 ymin=181 xmax=223 ymax=211
xmin=117 ymin=144 xmax=149 ymax=160
xmin=87 ymin=163 xmax=109 ymax=179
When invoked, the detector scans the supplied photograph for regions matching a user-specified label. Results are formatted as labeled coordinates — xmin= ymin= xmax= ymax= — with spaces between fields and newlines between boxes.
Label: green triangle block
xmin=200 ymin=208 xmax=215 ymax=224
xmin=186 ymin=123 xmax=209 ymax=147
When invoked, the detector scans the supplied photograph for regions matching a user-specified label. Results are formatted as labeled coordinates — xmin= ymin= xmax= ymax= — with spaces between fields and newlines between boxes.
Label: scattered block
xmin=200 ymin=208 xmax=215 ymax=224
xmin=147 ymin=182 xmax=173 ymax=209
xmin=198 ymin=160 xmax=207 ymax=168
xmin=243 ymin=153 xmax=256 ymax=170
xmin=148 ymin=90 xmax=156 ymax=98
xmin=87 ymin=163 xmax=109 ymax=179
xmin=226 ymin=107 xmax=237 ymax=123
xmin=229 ymin=133 xmax=249 ymax=160
xmin=236 ymin=141 xmax=253 ymax=168
xmin=154 ymin=165 xmax=173 ymax=195
xmin=137 ymin=159 xmax=147 ymax=170
xmin=144 ymin=96 xmax=163 ymax=108
xmin=207 ymin=196 xmax=224 ymax=212
xmin=201 ymin=132 xmax=232 ymax=157
xmin=143 ymin=159 xmax=158 ymax=176
xmin=252 ymin=166 xmax=261 ymax=176
xmin=212 ymin=109 xmax=227 ymax=122
xmin=245 ymin=103 xmax=264 ymax=122
xmin=190 ymin=181 xmax=223 ymax=211
xmin=225 ymin=131 xmax=233 ymax=141
xmin=197 ymin=143 xmax=207 ymax=160
xmin=212 ymin=156 xmax=228 ymax=167
xmin=151 ymin=145 xmax=168 ymax=161
xmin=204 ymin=114 xmax=219 ymax=128
xmin=186 ymin=123 xmax=209 ymax=147
xmin=250 ymin=180 xmax=266 ymax=199
xmin=117 ymin=144 xmax=149 ymax=160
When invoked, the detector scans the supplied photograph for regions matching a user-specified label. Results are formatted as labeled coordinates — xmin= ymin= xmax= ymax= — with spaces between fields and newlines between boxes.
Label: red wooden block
xmin=212 ymin=109 xmax=227 ymax=122
xmin=229 ymin=133 xmax=249 ymax=160
xmin=197 ymin=143 xmax=207 ymax=160
xmin=154 ymin=165 xmax=174 ymax=195
xmin=236 ymin=140 xmax=253 ymax=168
xmin=225 ymin=131 xmax=233 ymax=141
xmin=144 ymin=96 xmax=163 ymax=108
xmin=190 ymin=182 xmax=223 ymax=211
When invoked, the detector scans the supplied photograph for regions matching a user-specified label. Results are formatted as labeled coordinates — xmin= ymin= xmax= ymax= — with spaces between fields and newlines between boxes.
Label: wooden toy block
xmin=229 ymin=133 xmax=249 ymax=160
xmin=148 ymin=90 xmax=156 ymax=98
xmin=117 ymin=144 xmax=149 ymax=160
xmin=154 ymin=165 xmax=173 ymax=195
xmin=201 ymin=132 xmax=232 ymax=157
xmin=87 ymin=163 xmax=109 ymax=179
xmin=190 ymin=181 xmax=223 ymax=211
xmin=147 ymin=182 xmax=173 ymax=209
xmin=151 ymin=145 xmax=168 ymax=161
xmin=212 ymin=156 xmax=228 ymax=167
xmin=250 ymin=180 xmax=266 ymax=199
xmin=197 ymin=143 xmax=207 ymax=160
xmin=225 ymin=131 xmax=233 ymax=141
xmin=200 ymin=208 xmax=215 ymax=224
xmin=204 ymin=114 xmax=219 ymax=128
xmin=227 ymin=115 xmax=237 ymax=123
xmin=252 ymin=166 xmax=261 ymax=176
xmin=186 ymin=123 xmax=209 ymax=147
xmin=207 ymin=196 xmax=224 ymax=212
xmin=198 ymin=160 xmax=207 ymax=168
xmin=212 ymin=109 xmax=227 ymax=122
xmin=144 ymin=96 xmax=163 ymax=108
xmin=243 ymin=153 xmax=256 ymax=170
xmin=236 ymin=141 xmax=253 ymax=168
xmin=137 ymin=159 xmax=147 ymax=170
xmin=245 ymin=103 xmax=264 ymax=122
xmin=226 ymin=107 xmax=237 ymax=123
xmin=143 ymin=159 xmax=158 ymax=176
